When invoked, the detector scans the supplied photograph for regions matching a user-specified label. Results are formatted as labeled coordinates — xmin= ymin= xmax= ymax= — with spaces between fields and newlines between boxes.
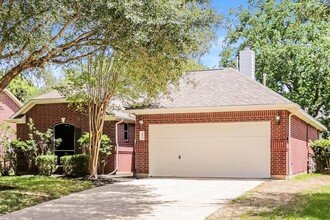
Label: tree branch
xmin=58 ymin=29 xmax=97 ymax=52
xmin=51 ymin=49 xmax=101 ymax=64
xmin=0 ymin=42 xmax=28 ymax=59
xmin=50 ymin=14 xmax=79 ymax=44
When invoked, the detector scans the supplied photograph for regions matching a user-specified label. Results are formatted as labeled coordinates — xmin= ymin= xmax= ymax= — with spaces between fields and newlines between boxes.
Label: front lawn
xmin=207 ymin=174 xmax=330 ymax=219
xmin=0 ymin=176 xmax=94 ymax=215
xmin=261 ymin=184 xmax=330 ymax=219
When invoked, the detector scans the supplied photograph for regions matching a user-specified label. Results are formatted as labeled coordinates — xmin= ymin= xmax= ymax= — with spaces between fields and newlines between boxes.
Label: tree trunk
xmin=0 ymin=64 xmax=26 ymax=92
xmin=87 ymin=100 xmax=109 ymax=178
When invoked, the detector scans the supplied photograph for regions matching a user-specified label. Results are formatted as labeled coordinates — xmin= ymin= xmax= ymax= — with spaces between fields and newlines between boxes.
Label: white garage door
xmin=149 ymin=121 xmax=271 ymax=178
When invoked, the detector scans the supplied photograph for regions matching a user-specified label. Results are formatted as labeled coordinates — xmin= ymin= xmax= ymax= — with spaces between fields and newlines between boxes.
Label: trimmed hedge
xmin=35 ymin=155 xmax=57 ymax=176
xmin=61 ymin=154 xmax=88 ymax=176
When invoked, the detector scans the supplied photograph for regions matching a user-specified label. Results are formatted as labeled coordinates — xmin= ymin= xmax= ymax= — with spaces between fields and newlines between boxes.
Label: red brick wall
xmin=104 ymin=122 xmax=135 ymax=173
xmin=290 ymin=116 xmax=319 ymax=174
xmin=0 ymin=92 xmax=20 ymax=157
xmin=290 ymin=116 xmax=308 ymax=174
xmin=17 ymin=103 xmax=134 ymax=173
xmin=308 ymin=125 xmax=318 ymax=141
xmin=0 ymin=92 xmax=20 ymax=128
xmin=135 ymin=110 xmax=290 ymax=176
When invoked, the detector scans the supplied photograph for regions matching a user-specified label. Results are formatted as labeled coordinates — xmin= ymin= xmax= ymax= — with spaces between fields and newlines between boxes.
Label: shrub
xmin=61 ymin=154 xmax=88 ymax=176
xmin=310 ymin=139 xmax=330 ymax=173
xmin=0 ymin=123 xmax=17 ymax=176
xmin=78 ymin=133 xmax=112 ymax=174
xmin=35 ymin=155 xmax=57 ymax=176
xmin=11 ymin=139 xmax=36 ymax=173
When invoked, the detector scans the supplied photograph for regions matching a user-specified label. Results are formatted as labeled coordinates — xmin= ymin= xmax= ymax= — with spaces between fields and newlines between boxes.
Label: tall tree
xmin=6 ymin=75 xmax=38 ymax=102
xmin=0 ymin=0 xmax=219 ymax=91
xmin=57 ymin=1 xmax=219 ymax=178
xmin=219 ymin=0 xmax=330 ymax=129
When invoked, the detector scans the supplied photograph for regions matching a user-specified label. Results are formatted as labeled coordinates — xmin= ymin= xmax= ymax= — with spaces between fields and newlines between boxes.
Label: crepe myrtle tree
xmin=59 ymin=48 xmax=209 ymax=178
xmin=56 ymin=1 xmax=219 ymax=178
xmin=0 ymin=0 xmax=220 ymax=92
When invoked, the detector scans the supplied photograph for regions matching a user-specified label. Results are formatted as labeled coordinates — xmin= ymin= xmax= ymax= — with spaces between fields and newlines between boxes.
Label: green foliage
xmin=35 ymin=155 xmax=57 ymax=176
xmin=310 ymin=139 xmax=330 ymax=172
xmin=61 ymin=154 xmax=89 ymax=177
xmin=7 ymin=75 xmax=38 ymax=103
xmin=219 ymin=0 xmax=330 ymax=127
xmin=8 ymin=118 xmax=61 ymax=174
xmin=78 ymin=132 xmax=112 ymax=174
xmin=27 ymin=118 xmax=62 ymax=155
xmin=78 ymin=132 xmax=112 ymax=175
xmin=0 ymin=176 xmax=93 ymax=215
xmin=9 ymin=139 xmax=35 ymax=173
xmin=52 ymin=1 xmax=219 ymax=177
xmin=0 ymin=0 xmax=220 ymax=91
xmin=6 ymin=73 xmax=58 ymax=103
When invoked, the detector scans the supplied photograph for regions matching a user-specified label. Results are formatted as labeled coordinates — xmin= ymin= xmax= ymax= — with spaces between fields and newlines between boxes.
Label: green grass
xmin=290 ymin=173 xmax=324 ymax=182
xmin=0 ymin=176 xmax=94 ymax=215
xmin=261 ymin=185 xmax=330 ymax=219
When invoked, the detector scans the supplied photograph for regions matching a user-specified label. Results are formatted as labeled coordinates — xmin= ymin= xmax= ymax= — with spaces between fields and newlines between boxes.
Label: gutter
xmin=125 ymin=104 xmax=326 ymax=132
xmin=108 ymin=118 xmax=124 ymax=175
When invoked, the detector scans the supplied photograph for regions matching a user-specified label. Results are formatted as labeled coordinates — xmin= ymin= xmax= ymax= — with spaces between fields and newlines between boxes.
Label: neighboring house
xmin=0 ymin=89 xmax=22 ymax=129
xmin=126 ymin=47 xmax=326 ymax=179
xmin=7 ymin=91 xmax=135 ymax=174
xmin=0 ymin=89 xmax=22 ymax=158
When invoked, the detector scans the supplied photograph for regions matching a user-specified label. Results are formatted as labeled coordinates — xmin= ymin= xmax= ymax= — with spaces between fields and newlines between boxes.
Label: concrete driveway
xmin=0 ymin=178 xmax=264 ymax=220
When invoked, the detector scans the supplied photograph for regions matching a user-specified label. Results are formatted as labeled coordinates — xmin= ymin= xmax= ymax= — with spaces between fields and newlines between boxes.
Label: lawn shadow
xmin=0 ymin=182 xmax=174 ymax=220
xmin=0 ymin=185 xmax=17 ymax=191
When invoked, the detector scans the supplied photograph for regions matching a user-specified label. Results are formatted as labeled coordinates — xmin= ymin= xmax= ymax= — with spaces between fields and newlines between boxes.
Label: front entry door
xmin=54 ymin=124 xmax=75 ymax=163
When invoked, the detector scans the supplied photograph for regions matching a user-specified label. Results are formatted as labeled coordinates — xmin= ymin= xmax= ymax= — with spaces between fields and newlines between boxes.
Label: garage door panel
xmin=149 ymin=122 xmax=271 ymax=178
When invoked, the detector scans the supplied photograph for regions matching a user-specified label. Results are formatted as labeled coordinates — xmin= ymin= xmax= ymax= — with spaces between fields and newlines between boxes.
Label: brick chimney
xmin=239 ymin=45 xmax=255 ymax=80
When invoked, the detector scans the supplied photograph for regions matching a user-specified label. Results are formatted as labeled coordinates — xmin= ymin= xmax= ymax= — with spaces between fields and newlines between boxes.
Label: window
xmin=124 ymin=123 xmax=129 ymax=141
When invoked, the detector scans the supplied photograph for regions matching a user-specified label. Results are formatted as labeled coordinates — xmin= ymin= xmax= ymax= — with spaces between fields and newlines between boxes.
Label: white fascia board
xmin=104 ymin=115 xmax=135 ymax=123
xmin=10 ymin=98 xmax=68 ymax=119
xmin=288 ymin=107 xmax=327 ymax=131
xmin=124 ymin=104 xmax=299 ymax=115
xmin=125 ymin=103 xmax=326 ymax=131
xmin=5 ymin=115 xmax=26 ymax=124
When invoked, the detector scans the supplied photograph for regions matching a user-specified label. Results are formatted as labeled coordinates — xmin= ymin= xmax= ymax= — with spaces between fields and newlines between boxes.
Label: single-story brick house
xmin=7 ymin=91 xmax=135 ymax=174
xmin=0 ymin=89 xmax=22 ymax=128
xmin=126 ymin=47 xmax=326 ymax=179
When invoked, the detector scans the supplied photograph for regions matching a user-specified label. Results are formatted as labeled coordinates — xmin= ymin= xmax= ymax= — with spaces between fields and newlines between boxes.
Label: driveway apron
xmin=0 ymin=178 xmax=264 ymax=220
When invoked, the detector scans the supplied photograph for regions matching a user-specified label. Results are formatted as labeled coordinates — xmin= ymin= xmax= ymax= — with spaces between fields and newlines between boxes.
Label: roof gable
xmin=8 ymin=90 xmax=135 ymax=123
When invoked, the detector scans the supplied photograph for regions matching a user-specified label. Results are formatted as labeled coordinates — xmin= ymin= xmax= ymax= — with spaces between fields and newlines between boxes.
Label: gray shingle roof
xmin=152 ymin=68 xmax=293 ymax=108
xmin=33 ymin=90 xmax=63 ymax=99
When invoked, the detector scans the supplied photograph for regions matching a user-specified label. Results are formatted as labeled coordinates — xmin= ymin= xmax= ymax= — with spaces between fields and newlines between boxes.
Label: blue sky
xmin=199 ymin=0 xmax=248 ymax=68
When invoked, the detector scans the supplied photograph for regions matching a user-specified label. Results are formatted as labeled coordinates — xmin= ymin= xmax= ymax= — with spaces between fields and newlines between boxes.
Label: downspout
xmin=130 ymin=113 xmax=138 ymax=179
xmin=109 ymin=118 xmax=124 ymax=175
xmin=288 ymin=113 xmax=293 ymax=176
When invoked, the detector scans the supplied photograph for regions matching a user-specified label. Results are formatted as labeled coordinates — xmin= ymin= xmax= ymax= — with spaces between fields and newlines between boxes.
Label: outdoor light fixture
xmin=139 ymin=118 xmax=144 ymax=129
xmin=275 ymin=113 xmax=281 ymax=124
xmin=61 ymin=117 xmax=66 ymax=123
